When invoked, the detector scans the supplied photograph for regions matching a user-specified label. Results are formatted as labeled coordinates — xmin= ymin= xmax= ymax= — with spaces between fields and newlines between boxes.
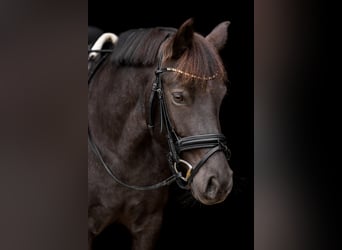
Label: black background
xmin=89 ymin=1 xmax=254 ymax=249
xmin=1 ymin=1 xmax=337 ymax=250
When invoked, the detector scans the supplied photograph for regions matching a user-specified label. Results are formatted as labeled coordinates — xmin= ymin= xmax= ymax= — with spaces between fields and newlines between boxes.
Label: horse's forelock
xmin=162 ymin=33 xmax=227 ymax=84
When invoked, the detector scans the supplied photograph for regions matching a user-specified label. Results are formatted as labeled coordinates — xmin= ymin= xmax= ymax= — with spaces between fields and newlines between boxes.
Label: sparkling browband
xmin=165 ymin=67 xmax=219 ymax=81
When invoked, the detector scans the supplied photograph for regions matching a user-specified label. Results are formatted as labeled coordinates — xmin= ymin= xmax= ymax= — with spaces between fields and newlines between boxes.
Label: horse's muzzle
xmin=191 ymin=160 xmax=233 ymax=205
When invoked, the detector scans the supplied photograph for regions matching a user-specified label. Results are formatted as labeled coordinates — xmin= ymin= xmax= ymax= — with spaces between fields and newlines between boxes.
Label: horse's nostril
xmin=205 ymin=176 xmax=219 ymax=198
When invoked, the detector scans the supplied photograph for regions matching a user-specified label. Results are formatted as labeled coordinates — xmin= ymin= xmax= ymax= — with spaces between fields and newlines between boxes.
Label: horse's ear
xmin=206 ymin=21 xmax=230 ymax=51
xmin=171 ymin=18 xmax=194 ymax=59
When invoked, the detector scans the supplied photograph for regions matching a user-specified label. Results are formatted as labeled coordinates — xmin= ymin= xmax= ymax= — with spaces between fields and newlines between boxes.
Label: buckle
xmin=173 ymin=159 xmax=193 ymax=182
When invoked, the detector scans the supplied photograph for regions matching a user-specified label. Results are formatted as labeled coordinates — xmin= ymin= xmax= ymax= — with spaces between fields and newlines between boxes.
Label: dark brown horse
xmin=88 ymin=18 xmax=233 ymax=250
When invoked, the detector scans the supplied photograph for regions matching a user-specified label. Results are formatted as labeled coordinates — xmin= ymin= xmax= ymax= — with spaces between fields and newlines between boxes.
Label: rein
xmin=88 ymin=47 xmax=180 ymax=191
xmin=88 ymin=35 xmax=231 ymax=191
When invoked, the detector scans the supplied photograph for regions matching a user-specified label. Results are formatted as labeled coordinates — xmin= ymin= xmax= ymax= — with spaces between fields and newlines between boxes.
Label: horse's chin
xmin=193 ymin=193 xmax=227 ymax=205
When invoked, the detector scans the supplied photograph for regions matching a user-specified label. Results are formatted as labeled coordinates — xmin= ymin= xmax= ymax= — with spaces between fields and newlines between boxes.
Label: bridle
xmin=147 ymin=51 xmax=231 ymax=189
xmin=88 ymin=35 xmax=231 ymax=190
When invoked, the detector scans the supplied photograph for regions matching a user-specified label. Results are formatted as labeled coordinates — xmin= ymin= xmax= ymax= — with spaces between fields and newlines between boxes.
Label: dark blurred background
xmin=89 ymin=1 xmax=254 ymax=250
xmin=0 ymin=0 xmax=337 ymax=250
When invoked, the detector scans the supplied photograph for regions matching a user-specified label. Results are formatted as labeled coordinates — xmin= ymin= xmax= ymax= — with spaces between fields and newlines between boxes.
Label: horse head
xmin=149 ymin=19 xmax=233 ymax=205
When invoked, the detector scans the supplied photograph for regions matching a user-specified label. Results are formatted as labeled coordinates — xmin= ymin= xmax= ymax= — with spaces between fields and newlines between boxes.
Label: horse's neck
xmin=89 ymin=63 xmax=168 ymax=175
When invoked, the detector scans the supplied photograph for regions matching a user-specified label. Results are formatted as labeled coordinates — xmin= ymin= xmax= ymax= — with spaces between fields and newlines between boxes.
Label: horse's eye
xmin=172 ymin=92 xmax=184 ymax=104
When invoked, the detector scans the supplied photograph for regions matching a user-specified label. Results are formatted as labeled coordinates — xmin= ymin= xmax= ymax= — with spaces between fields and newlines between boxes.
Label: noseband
xmin=147 ymin=57 xmax=231 ymax=189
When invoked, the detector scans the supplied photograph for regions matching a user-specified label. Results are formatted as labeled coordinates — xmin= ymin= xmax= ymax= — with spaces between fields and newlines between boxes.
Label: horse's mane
xmin=111 ymin=26 xmax=227 ymax=82
xmin=111 ymin=27 xmax=176 ymax=66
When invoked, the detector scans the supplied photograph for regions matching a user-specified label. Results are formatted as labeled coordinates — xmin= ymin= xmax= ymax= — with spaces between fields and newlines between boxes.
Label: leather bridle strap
xmin=176 ymin=133 xmax=231 ymax=184
xmin=149 ymin=66 xmax=231 ymax=189
xmin=177 ymin=134 xmax=227 ymax=151
xmin=88 ymin=129 xmax=178 ymax=190
xmin=186 ymin=144 xmax=228 ymax=184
